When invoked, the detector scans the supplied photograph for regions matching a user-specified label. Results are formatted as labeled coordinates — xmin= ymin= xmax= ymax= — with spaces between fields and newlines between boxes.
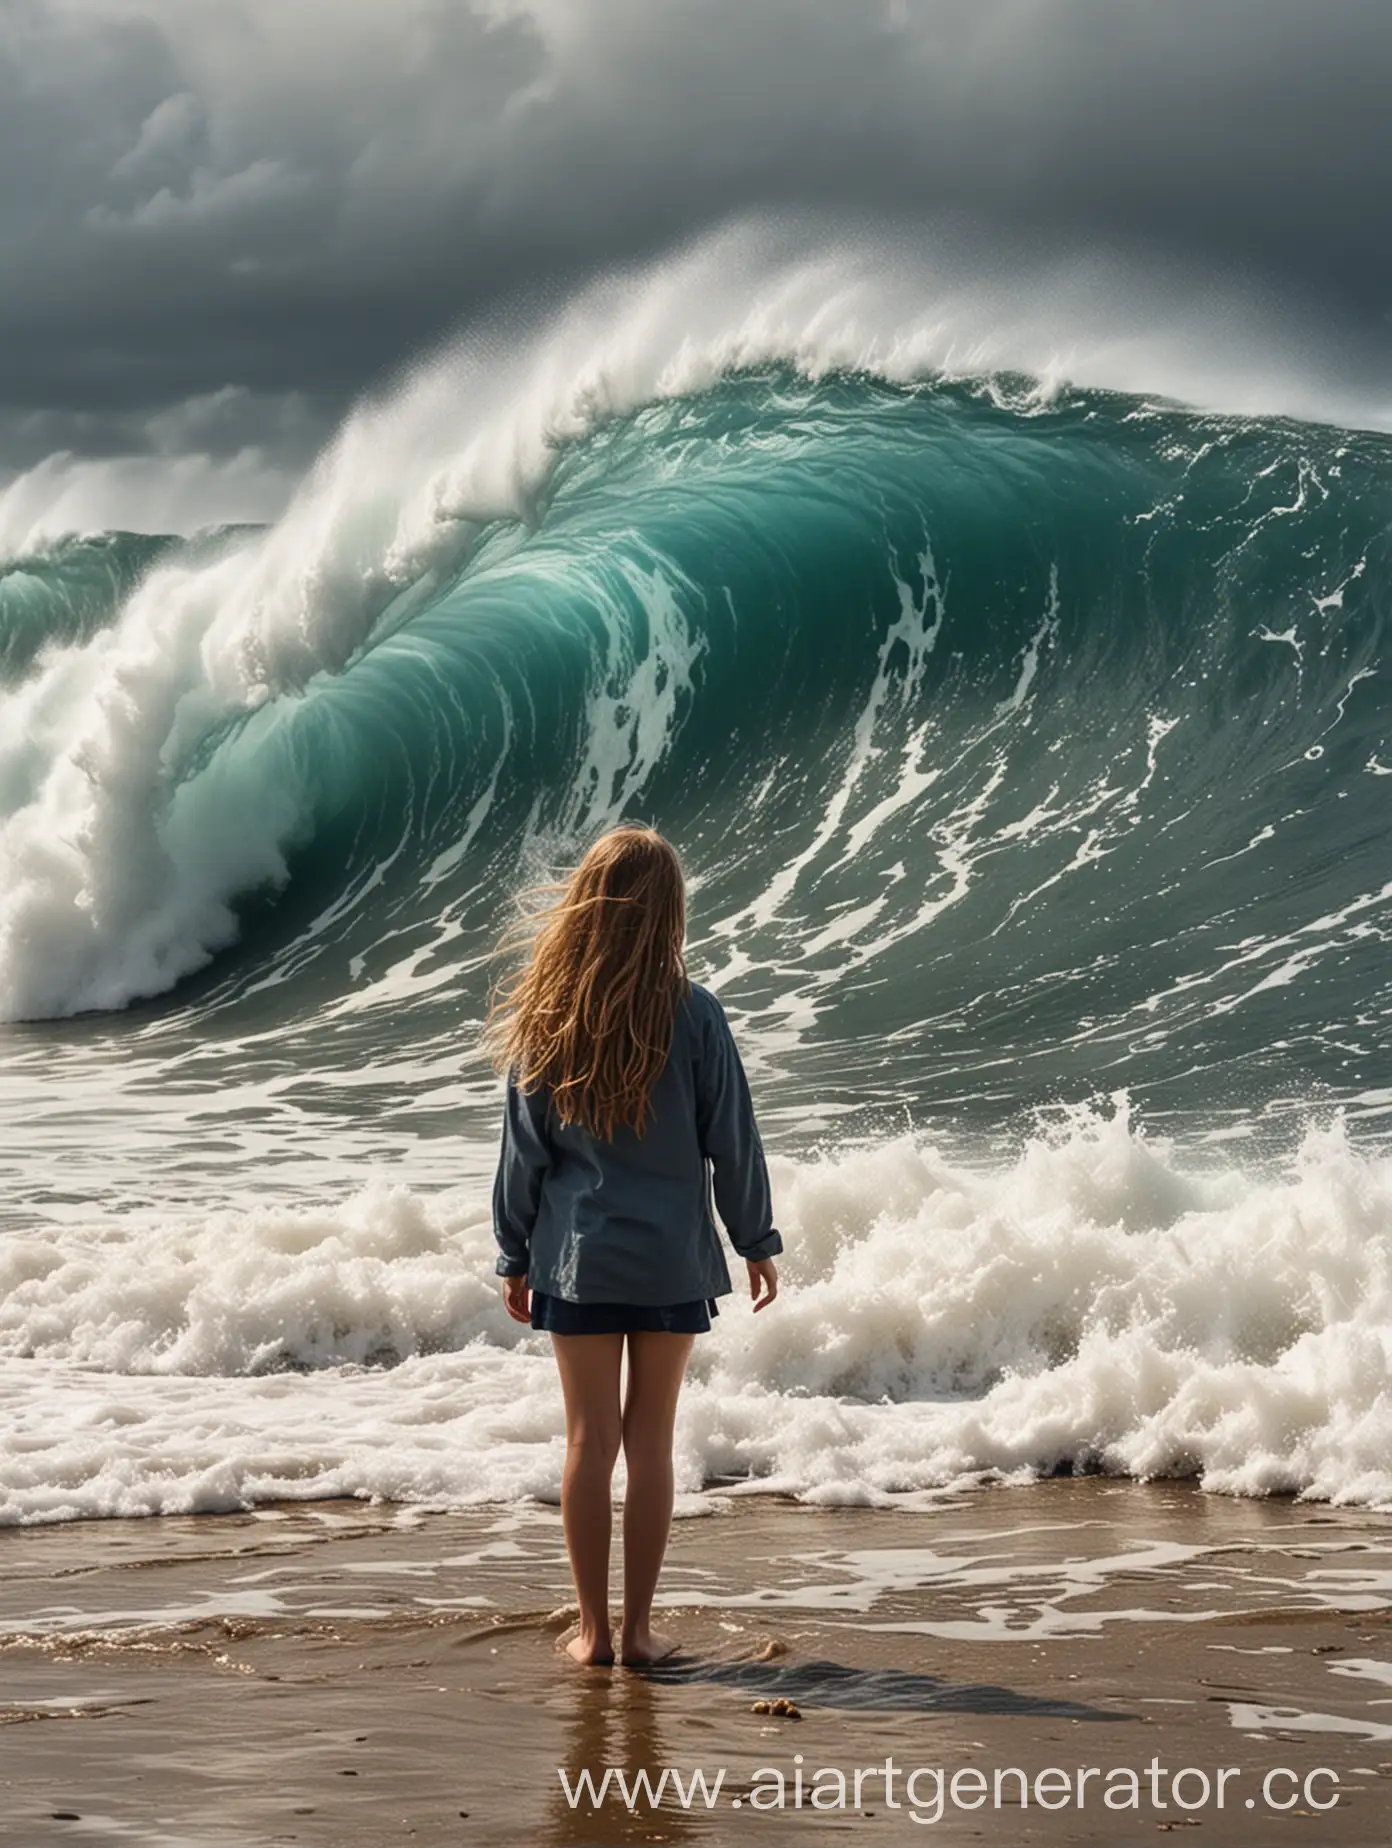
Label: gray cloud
xmin=2 ymin=0 xmax=1389 ymax=530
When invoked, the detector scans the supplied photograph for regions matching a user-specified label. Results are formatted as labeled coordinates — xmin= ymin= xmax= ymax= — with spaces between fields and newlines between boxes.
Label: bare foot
xmin=619 ymin=1627 xmax=680 ymax=1666
xmin=558 ymin=1625 xmax=614 ymax=1667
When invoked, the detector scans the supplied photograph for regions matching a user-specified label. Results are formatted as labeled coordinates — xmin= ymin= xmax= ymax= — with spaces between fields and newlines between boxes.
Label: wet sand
xmin=2 ymin=1481 xmax=1390 ymax=1845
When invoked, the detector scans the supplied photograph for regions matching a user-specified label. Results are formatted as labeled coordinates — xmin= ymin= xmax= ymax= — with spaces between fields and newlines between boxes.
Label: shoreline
xmin=3 ymin=1479 xmax=1390 ymax=1843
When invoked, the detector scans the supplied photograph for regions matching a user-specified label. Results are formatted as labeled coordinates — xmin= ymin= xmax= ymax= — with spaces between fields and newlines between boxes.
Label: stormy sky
xmin=1 ymin=0 xmax=1388 ymax=533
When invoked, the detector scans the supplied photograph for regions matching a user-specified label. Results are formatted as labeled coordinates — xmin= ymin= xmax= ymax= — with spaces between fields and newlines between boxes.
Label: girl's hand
xmin=747 ymin=1258 xmax=778 ymax=1312
xmin=501 ymin=1275 xmax=531 ymax=1324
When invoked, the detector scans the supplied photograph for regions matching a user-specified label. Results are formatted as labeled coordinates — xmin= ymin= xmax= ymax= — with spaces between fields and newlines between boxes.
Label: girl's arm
xmin=492 ymin=1074 xmax=550 ymax=1278
xmin=696 ymin=997 xmax=783 ymax=1265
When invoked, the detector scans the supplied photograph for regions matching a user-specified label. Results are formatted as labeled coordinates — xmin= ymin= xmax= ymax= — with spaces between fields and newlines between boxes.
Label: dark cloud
xmin=1 ymin=0 xmax=1389 ymax=527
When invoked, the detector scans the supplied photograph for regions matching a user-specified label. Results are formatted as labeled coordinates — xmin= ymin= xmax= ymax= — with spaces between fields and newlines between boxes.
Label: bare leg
xmin=619 ymin=1329 xmax=694 ymax=1665
xmin=551 ymin=1332 xmax=625 ymax=1665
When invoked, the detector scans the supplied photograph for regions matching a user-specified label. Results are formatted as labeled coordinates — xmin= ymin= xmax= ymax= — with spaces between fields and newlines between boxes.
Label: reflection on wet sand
xmin=544 ymin=1664 xmax=702 ymax=1847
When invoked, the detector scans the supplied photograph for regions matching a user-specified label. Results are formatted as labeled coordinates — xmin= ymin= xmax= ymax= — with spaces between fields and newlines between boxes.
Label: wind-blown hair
xmin=488 ymin=827 xmax=689 ymax=1140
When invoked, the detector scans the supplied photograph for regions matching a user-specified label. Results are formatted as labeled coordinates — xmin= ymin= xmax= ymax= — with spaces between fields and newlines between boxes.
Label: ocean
xmin=1 ymin=264 xmax=1389 ymax=1526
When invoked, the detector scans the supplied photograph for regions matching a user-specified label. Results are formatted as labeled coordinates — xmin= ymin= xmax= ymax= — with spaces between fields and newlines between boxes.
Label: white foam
xmin=1330 ymin=1658 xmax=1392 ymax=1688
xmin=1 ymin=1103 xmax=1387 ymax=1525
xmin=1227 ymin=1702 xmax=1392 ymax=1742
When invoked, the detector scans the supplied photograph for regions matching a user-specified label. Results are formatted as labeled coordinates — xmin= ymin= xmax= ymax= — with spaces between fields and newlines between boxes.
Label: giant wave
xmin=1 ymin=369 xmax=1387 ymax=1128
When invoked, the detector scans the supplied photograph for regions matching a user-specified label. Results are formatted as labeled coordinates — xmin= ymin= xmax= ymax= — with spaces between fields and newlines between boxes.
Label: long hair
xmin=488 ymin=827 xmax=689 ymax=1140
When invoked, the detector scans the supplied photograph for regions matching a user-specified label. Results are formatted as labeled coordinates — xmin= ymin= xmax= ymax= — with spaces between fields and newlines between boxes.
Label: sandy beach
xmin=3 ymin=1481 xmax=1390 ymax=1846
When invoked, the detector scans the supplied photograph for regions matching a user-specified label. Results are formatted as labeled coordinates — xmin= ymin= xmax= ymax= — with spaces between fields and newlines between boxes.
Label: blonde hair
xmin=488 ymin=827 xmax=689 ymax=1140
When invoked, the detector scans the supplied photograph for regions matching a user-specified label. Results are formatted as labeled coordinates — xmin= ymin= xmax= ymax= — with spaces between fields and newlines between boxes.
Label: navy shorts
xmin=530 ymin=1291 xmax=717 ymax=1335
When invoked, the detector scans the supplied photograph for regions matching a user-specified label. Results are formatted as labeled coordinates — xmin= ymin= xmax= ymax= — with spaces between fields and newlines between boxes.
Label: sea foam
xmin=2 ymin=1103 xmax=1387 ymax=1525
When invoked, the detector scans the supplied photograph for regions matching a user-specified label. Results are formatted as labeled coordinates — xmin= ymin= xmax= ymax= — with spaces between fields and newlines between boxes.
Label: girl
xmin=490 ymin=827 xmax=781 ymax=1667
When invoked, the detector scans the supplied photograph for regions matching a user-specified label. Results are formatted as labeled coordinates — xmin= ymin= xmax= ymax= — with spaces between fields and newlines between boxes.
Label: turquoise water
xmin=3 ymin=374 xmax=1388 ymax=1180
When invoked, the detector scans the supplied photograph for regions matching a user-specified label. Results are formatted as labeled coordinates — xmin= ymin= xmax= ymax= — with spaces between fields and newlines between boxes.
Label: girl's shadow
xmin=639 ymin=1652 xmax=1134 ymax=1722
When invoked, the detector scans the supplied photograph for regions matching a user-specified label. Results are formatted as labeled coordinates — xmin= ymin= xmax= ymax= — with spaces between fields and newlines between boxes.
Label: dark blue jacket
xmin=492 ymin=983 xmax=782 ymax=1304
